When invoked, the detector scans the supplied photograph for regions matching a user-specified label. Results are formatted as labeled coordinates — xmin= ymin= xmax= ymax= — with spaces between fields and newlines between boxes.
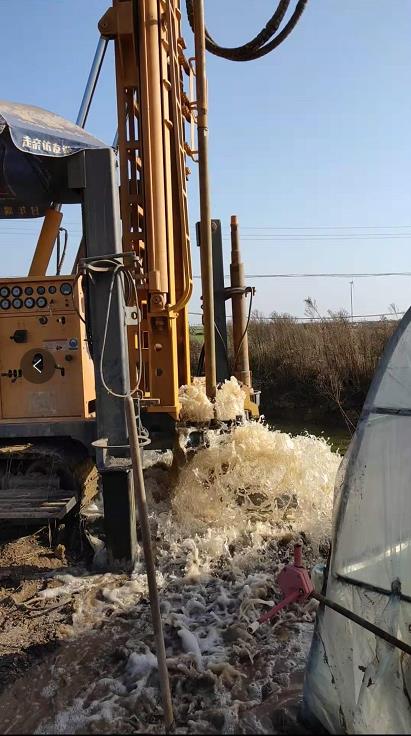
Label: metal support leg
xmin=230 ymin=215 xmax=251 ymax=387
xmin=196 ymin=219 xmax=229 ymax=382
xmin=100 ymin=469 xmax=136 ymax=564
xmin=69 ymin=148 xmax=137 ymax=565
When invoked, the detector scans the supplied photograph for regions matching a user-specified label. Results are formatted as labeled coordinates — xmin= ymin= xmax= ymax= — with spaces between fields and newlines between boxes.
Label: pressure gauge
xmin=1 ymin=299 xmax=10 ymax=310
xmin=0 ymin=287 xmax=9 ymax=298
xmin=36 ymin=297 xmax=47 ymax=308
xmin=24 ymin=298 xmax=35 ymax=309
xmin=24 ymin=286 xmax=34 ymax=296
xmin=60 ymin=282 xmax=72 ymax=296
xmin=48 ymin=285 xmax=57 ymax=294
xmin=11 ymin=286 xmax=22 ymax=297
xmin=12 ymin=298 xmax=22 ymax=309
xmin=37 ymin=286 xmax=45 ymax=295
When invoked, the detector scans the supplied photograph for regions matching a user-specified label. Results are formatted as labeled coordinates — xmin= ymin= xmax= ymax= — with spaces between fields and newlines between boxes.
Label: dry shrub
xmin=247 ymin=313 xmax=397 ymax=426
xmin=189 ymin=313 xmax=397 ymax=426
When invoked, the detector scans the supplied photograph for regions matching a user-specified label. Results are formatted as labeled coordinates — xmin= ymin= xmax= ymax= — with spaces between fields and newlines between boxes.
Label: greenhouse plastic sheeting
xmin=303 ymin=309 xmax=411 ymax=734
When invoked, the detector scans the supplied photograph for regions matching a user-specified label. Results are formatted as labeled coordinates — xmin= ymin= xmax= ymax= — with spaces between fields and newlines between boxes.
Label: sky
xmin=0 ymin=0 xmax=410 ymax=321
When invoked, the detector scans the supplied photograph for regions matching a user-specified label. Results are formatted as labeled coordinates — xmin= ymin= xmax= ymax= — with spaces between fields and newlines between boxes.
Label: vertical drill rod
xmin=230 ymin=215 xmax=251 ymax=386
xmin=125 ymin=396 xmax=174 ymax=731
xmin=193 ymin=0 xmax=216 ymax=399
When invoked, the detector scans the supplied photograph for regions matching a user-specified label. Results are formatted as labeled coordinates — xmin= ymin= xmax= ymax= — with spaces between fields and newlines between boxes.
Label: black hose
xmin=233 ymin=289 xmax=253 ymax=374
xmin=56 ymin=227 xmax=68 ymax=275
xmin=314 ymin=591 xmax=411 ymax=658
xmin=196 ymin=343 xmax=205 ymax=377
xmin=186 ymin=0 xmax=290 ymax=60
xmin=185 ymin=0 xmax=308 ymax=62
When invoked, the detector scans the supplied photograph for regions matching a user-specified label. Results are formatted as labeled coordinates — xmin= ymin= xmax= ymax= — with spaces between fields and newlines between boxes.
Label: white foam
xmin=28 ymin=419 xmax=340 ymax=735
xmin=179 ymin=375 xmax=246 ymax=422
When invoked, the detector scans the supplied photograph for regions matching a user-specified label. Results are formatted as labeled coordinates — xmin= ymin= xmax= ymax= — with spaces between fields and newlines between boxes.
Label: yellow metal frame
xmin=99 ymin=0 xmax=192 ymax=418
xmin=28 ymin=208 xmax=62 ymax=278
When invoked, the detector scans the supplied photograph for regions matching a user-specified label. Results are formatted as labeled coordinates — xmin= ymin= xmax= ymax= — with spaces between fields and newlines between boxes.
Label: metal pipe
xmin=124 ymin=395 xmax=174 ymax=731
xmin=230 ymin=215 xmax=251 ymax=386
xmin=53 ymin=36 xmax=108 ymax=222
xmin=193 ymin=0 xmax=216 ymax=398
xmin=139 ymin=0 xmax=169 ymax=303
xmin=314 ymin=591 xmax=411 ymax=657
xmin=165 ymin=0 xmax=193 ymax=314
xmin=76 ymin=36 xmax=109 ymax=128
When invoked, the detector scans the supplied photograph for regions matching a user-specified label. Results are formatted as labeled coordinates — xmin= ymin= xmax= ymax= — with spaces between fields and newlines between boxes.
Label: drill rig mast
xmin=0 ymin=0 xmax=257 ymax=564
xmin=99 ymin=0 xmax=193 ymax=436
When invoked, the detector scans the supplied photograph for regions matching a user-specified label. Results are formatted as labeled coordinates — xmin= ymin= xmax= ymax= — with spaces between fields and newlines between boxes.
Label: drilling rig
xmin=0 ymin=0 xmax=261 ymax=563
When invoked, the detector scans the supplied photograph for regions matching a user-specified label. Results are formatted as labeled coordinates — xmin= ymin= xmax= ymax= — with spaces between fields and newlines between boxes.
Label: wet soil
xmin=0 ymin=444 xmax=327 ymax=734
xmin=0 ymin=525 xmax=316 ymax=735
xmin=0 ymin=524 xmax=85 ymax=695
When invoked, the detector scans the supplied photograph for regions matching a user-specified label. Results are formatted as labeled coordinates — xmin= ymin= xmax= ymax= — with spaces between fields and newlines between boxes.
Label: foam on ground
xmin=8 ymin=416 xmax=341 ymax=735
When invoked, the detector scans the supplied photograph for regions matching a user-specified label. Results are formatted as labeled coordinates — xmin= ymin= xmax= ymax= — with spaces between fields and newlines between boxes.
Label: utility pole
xmin=350 ymin=280 xmax=354 ymax=323
xmin=193 ymin=0 xmax=217 ymax=399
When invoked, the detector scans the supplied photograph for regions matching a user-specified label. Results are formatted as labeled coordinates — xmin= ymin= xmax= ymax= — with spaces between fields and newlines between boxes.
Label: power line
xmin=193 ymin=272 xmax=411 ymax=279
xmin=220 ymin=224 xmax=411 ymax=231
xmin=190 ymin=311 xmax=405 ymax=323
xmin=223 ymin=233 xmax=411 ymax=245
xmin=3 ymin=231 xmax=409 ymax=241
xmin=247 ymin=272 xmax=411 ymax=279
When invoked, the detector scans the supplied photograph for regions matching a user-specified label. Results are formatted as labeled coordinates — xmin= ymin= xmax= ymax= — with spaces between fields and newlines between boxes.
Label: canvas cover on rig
xmin=304 ymin=309 xmax=411 ymax=734
xmin=0 ymin=100 xmax=107 ymax=218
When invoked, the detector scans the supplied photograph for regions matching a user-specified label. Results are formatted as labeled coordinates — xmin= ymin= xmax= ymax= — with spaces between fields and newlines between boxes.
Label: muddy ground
xmin=0 ymin=431 xmax=335 ymax=734
xmin=0 ymin=525 xmax=82 ymax=693
xmin=0 ymin=523 xmax=316 ymax=735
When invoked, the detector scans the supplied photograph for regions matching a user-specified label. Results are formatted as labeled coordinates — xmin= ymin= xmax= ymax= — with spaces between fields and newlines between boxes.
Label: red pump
xmin=249 ymin=544 xmax=314 ymax=633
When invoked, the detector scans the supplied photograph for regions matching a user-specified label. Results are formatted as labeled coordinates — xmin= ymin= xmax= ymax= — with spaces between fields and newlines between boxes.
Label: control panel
xmin=0 ymin=279 xmax=75 ymax=313
xmin=0 ymin=276 xmax=95 ymax=422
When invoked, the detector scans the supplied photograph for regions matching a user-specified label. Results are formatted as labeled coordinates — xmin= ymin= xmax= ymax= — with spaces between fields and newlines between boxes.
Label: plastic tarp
xmin=303 ymin=309 xmax=411 ymax=734
xmin=0 ymin=100 xmax=108 ymax=218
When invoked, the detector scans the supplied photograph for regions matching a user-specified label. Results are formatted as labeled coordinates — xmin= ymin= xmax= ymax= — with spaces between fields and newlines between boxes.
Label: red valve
xmin=249 ymin=544 xmax=314 ymax=633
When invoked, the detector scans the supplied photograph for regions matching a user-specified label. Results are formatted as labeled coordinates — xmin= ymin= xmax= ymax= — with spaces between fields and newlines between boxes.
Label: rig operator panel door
xmin=0 ymin=276 xmax=95 ymax=421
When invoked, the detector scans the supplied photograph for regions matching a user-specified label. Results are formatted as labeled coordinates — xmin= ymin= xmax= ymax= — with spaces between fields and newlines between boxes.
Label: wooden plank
xmin=0 ymin=495 xmax=77 ymax=520
xmin=0 ymin=488 xmax=71 ymax=496
xmin=0 ymin=493 xmax=76 ymax=502
xmin=0 ymin=497 xmax=74 ymax=507
xmin=0 ymin=498 xmax=74 ymax=505
xmin=0 ymin=495 xmax=76 ymax=502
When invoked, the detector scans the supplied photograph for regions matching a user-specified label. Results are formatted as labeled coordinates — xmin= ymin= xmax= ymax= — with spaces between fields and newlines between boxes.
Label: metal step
xmin=0 ymin=487 xmax=77 ymax=521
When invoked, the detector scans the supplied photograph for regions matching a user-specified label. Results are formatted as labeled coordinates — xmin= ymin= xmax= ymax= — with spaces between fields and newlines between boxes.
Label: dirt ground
xmin=0 ymin=525 xmax=83 ymax=693
xmin=0 ymin=434 xmax=331 ymax=734
xmin=0 ymin=523 xmax=316 ymax=735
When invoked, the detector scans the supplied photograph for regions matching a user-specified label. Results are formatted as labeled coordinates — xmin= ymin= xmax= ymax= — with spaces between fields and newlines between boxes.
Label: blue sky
xmin=0 ymin=0 xmax=410 ymax=321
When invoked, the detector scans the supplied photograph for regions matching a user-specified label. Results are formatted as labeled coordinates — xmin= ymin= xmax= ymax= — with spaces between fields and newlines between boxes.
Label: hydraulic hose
xmin=185 ymin=0 xmax=308 ymax=62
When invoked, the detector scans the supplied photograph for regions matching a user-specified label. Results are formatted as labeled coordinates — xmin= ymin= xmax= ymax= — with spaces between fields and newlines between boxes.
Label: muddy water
xmin=0 ymin=422 xmax=339 ymax=734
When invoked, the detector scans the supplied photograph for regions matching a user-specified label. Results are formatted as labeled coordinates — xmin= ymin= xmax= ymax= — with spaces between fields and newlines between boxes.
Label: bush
xmin=190 ymin=313 xmax=398 ymax=430
xmin=247 ymin=313 xmax=397 ymax=429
